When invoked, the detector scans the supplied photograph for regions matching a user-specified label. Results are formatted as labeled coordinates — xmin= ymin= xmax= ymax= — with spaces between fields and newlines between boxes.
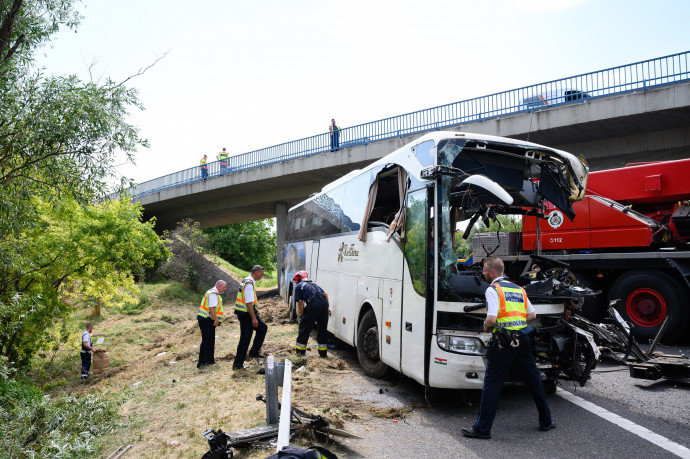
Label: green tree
xmin=204 ymin=220 xmax=276 ymax=271
xmin=0 ymin=197 xmax=168 ymax=366
xmin=0 ymin=1 xmax=164 ymax=369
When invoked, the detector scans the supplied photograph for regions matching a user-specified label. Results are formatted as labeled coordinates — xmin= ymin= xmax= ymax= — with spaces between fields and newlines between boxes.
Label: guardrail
xmin=129 ymin=51 xmax=690 ymax=199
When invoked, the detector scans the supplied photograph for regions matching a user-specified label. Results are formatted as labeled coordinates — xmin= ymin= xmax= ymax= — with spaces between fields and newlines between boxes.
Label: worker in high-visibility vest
xmin=462 ymin=257 xmax=555 ymax=439
xmin=217 ymin=147 xmax=229 ymax=176
xmin=329 ymin=119 xmax=341 ymax=151
xmin=232 ymin=265 xmax=267 ymax=370
xmin=200 ymin=154 xmax=208 ymax=180
xmin=197 ymin=280 xmax=226 ymax=368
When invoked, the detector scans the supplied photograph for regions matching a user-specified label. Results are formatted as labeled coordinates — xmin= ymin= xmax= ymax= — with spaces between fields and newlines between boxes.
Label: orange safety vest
xmin=198 ymin=287 xmax=224 ymax=322
xmin=235 ymin=277 xmax=257 ymax=313
xmin=491 ymin=280 xmax=528 ymax=332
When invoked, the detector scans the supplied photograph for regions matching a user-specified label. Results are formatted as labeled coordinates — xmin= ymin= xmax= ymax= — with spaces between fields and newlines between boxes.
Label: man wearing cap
xmin=293 ymin=271 xmax=330 ymax=358
xmin=233 ymin=265 xmax=268 ymax=369
xmin=329 ymin=119 xmax=341 ymax=152
xmin=200 ymin=154 xmax=209 ymax=180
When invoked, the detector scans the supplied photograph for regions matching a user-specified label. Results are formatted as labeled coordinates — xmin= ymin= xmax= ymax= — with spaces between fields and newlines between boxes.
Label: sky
xmin=37 ymin=0 xmax=690 ymax=186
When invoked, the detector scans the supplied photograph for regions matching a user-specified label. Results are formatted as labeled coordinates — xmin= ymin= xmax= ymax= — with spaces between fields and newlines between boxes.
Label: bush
xmin=0 ymin=359 xmax=122 ymax=457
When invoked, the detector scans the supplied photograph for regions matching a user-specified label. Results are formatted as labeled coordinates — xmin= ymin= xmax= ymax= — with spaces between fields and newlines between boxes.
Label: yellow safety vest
xmin=218 ymin=151 xmax=229 ymax=162
xmin=491 ymin=280 xmax=528 ymax=332
xmin=235 ymin=278 xmax=257 ymax=313
xmin=200 ymin=157 xmax=207 ymax=167
xmin=198 ymin=288 xmax=224 ymax=322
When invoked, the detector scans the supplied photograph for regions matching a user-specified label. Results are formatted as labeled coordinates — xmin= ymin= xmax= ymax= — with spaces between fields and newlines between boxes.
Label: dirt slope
xmin=71 ymin=281 xmax=415 ymax=459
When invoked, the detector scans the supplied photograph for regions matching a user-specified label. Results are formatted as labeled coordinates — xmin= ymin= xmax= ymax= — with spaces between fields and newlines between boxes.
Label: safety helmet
xmin=293 ymin=271 xmax=309 ymax=283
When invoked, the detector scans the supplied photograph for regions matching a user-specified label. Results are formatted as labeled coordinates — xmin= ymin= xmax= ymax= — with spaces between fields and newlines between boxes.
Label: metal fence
xmin=130 ymin=51 xmax=690 ymax=199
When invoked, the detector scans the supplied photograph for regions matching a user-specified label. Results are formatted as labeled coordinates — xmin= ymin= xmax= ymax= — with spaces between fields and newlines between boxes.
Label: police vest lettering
xmin=235 ymin=278 xmax=257 ymax=312
xmin=218 ymin=152 xmax=229 ymax=162
xmin=198 ymin=288 xmax=224 ymax=322
xmin=491 ymin=280 xmax=528 ymax=332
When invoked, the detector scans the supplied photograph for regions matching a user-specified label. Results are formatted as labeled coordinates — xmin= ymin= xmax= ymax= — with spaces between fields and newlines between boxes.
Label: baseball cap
xmin=251 ymin=265 xmax=264 ymax=273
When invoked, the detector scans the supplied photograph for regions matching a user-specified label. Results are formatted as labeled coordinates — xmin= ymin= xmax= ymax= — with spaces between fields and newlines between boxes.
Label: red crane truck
xmin=486 ymin=159 xmax=690 ymax=343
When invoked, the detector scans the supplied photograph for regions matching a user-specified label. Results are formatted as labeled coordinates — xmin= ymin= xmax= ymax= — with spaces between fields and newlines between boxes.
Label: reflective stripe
xmin=296 ymin=342 xmax=307 ymax=351
xmin=235 ymin=278 xmax=257 ymax=312
xmin=198 ymin=288 xmax=224 ymax=322
xmin=491 ymin=281 xmax=527 ymax=332
xmin=317 ymin=344 xmax=327 ymax=351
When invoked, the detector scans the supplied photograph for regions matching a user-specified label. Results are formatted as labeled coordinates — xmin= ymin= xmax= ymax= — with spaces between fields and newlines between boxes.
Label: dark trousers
xmin=198 ymin=316 xmax=216 ymax=367
xmin=201 ymin=167 xmax=208 ymax=180
xmin=220 ymin=162 xmax=227 ymax=176
xmin=473 ymin=333 xmax=552 ymax=434
xmin=330 ymin=132 xmax=340 ymax=151
xmin=296 ymin=304 xmax=329 ymax=356
xmin=233 ymin=310 xmax=268 ymax=368
xmin=81 ymin=350 xmax=91 ymax=379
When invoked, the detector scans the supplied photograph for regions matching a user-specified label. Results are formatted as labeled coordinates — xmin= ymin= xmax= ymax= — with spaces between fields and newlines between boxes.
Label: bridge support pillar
xmin=275 ymin=203 xmax=287 ymax=296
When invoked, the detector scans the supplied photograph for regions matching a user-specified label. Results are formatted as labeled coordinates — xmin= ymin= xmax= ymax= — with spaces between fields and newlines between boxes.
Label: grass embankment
xmin=53 ymin=278 xmax=365 ymax=458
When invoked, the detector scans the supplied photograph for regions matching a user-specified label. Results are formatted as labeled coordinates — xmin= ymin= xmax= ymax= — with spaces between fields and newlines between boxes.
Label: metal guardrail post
xmin=265 ymin=355 xmax=284 ymax=424
xmin=276 ymin=359 xmax=293 ymax=452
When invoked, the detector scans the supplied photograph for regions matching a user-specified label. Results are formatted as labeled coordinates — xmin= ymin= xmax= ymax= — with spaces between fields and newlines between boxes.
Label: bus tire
xmin=608 ymin=270 xmax=689 ymax=343
xmin=356 ymin=310 xmax=389 ymax=379
xmin=288 ymin=293 xmax=298 ymax=323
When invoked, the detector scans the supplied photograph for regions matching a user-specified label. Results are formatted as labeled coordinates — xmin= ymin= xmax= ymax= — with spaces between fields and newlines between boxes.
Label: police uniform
xmin=295 ymin=280 xmax=329 ymax=357
xmin=470 ymin=276 xmax=553 ymax=437
xmin=197 ymin=286 xmax=224 ymax=367
xmin=233 ymin=277 xmax=268 ymax=369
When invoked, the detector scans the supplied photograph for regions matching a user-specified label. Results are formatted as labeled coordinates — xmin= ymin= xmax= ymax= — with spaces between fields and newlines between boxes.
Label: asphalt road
xmin=329 ymin=343 xmax=690 ymax=459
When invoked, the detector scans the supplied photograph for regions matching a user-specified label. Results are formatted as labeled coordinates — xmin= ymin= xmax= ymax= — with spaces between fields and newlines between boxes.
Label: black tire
xmin=608 ymin=270 xmax=689 ymax=343
xmin=573 ymin=272 xmax=605 ymax=323
xmin=288 ymin=292 xmax=298 ymax=323
xmin=356 ymin=309 xmax=389 ymax=378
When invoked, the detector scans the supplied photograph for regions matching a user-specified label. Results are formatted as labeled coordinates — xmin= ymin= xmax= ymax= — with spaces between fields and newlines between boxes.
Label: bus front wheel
xmin=357 ymin=310 xmax=389 ymax=379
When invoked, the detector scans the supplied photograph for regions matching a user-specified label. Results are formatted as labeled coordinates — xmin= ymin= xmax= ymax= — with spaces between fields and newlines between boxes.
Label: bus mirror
xmin=456 ymin=175 xmax=514 ymax=206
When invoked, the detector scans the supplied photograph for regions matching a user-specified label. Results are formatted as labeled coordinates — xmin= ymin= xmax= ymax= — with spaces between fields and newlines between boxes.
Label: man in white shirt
xmin=81 ymin=323 xmax=105 ymax=379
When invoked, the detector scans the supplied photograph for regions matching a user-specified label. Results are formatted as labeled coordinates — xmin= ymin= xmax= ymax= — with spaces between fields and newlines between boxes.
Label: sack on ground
xmin=92 ymin=350 xmax=110 ymax=377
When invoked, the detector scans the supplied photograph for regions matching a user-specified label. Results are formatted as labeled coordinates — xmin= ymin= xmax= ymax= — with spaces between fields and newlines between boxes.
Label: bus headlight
xmin=437 ymin=334 xmax=487 ymax=355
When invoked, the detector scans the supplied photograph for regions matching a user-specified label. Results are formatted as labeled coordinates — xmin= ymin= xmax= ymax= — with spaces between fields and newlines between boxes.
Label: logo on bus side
xmin=547 ymin=210 xmax=564 ymax=229
xmin=337 ymin=242 xmax=359 ymax=264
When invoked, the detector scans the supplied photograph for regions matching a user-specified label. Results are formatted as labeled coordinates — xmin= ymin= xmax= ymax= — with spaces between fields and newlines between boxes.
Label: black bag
xmin=265 ymin=445 xmax=337 ymax=459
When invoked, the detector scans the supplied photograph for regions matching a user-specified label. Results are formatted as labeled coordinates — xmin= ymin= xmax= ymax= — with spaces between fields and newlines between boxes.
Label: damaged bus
xmin=282 ymin=132 xmax=597 ymax=390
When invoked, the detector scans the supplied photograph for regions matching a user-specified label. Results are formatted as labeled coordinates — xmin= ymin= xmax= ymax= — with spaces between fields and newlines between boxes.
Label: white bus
xmin=281 ymin=131 xmax=590 ymax=389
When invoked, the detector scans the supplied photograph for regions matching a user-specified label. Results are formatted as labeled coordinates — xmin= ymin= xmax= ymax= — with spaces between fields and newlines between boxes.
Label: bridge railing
xmin=130 ymin=51 xmax=689 ymax=199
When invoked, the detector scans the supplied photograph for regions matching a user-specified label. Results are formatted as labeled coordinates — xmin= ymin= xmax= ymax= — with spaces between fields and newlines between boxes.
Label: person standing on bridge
xmin=197 ymin=280 xmax=226 ymax=368
xmin=233 ymin=265 xmax=268 ymax=370
xmin=293 ymin=271 xmax=330 ymax=358
xmin=461 ymin=256 xmax=555 ymax=439
xmin=329 ymin=119 xmax=341 ymax=151
xmin=217 ymin=147 xmax=229 ymax=176
xmin=200 ymin=154 xmax=209 ymax=180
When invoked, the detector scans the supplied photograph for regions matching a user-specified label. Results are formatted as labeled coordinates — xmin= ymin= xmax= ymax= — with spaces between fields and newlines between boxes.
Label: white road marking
xmin=556 ymin=388 xmax=690 ymax=459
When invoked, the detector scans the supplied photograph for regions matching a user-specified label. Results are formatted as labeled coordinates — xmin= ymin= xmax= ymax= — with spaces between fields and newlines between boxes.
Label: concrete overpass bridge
xmin=133 ymin=51 xmax=690 ymax=268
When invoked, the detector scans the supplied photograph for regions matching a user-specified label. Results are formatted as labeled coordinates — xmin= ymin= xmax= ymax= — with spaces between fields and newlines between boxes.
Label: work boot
xmin=318 ymin=351 xmax=328 ymax=358
xmin=296 ymin=349 xmax=306 ymax=356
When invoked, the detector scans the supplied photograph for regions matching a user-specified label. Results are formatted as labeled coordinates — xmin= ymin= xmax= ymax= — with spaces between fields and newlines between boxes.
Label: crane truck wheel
xmin=356 ymin=309 xmax=390 ymax=379
xmin=608 ymin=270 xmax=689 ymax=343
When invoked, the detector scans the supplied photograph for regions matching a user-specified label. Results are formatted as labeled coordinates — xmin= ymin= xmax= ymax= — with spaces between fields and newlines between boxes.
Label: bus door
xmin=400 ymin=187 xmax=431 ymax=384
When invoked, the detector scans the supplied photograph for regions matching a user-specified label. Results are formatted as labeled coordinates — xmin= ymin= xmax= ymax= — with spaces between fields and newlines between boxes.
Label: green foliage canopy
xmin=203 ymin=220 xmax=277 ymax=271
xmin=0 ymin=0 xmax=167 ymax=368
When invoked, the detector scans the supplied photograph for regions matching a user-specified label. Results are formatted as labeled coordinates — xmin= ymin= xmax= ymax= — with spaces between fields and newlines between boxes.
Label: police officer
xmin=197 ymin=280 xmax=226 ymax=368
xmin=461 ymin=256 xmax=556 ymax=439
xmin=233 ymin=265 xmax=268 ymax=369
xmin=293 ymin=271 xmax=330 ymax=358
